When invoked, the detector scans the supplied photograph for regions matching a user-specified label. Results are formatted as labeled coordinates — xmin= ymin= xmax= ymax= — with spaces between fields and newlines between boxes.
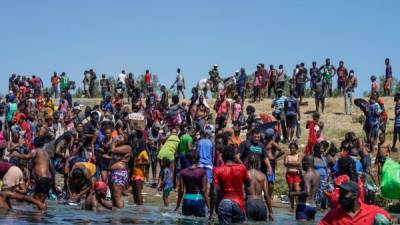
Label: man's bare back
xmin=246 ymin=169 xmax=266 ymax=198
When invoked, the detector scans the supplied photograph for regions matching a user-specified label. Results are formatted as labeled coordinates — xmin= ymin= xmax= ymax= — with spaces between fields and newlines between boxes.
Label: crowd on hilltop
xmin=0 ymin=58 xmax=396 ymax=224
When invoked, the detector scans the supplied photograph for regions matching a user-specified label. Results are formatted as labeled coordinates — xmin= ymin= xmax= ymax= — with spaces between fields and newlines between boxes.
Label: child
xmin=131 ymin=140 xmax=149 ymax=205
xmin=376 ymin=133 xmax=390 ymax=185
xmin=284 ymin=142 xmax=301 ymax=209
xmin=392 ymin=93 xmax=400 ymax=152
xmin=231 ymin=96 xmax=242 ymax=126
xmin=158 ymin=157 xmax=173 ymax=207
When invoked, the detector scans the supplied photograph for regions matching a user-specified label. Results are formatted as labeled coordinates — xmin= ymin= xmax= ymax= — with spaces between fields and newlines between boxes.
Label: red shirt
xmin=145 ymin=72 xmax=152 ymax=85
xmin=319 ymin=202 xmax=390 ymax=225
xmin=213 ymin=163 xmax=249 ymax=210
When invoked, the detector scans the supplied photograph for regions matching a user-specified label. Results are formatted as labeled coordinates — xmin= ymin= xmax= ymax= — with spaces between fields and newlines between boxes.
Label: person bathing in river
xmin=108 ymin=137 xmax=131 ymax=208
xmin=245 ymin=154 xmax=274 ymax=221
xmin=68 ymin=161 xmax=97 ymax=202
xmin=82 ymin=181 xmax=113 ymax=212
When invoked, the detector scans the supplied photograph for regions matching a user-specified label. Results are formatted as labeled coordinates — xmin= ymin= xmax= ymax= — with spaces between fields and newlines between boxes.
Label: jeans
xmin=101 ymin=89 xmax=109 ymax=101
xmin=344 ymin=91 xmax=353 ymax=115
xmin=236 ymin=86 xmax=245 ymax=100
xmin=218 ymin=199 xmax=244 ymax=225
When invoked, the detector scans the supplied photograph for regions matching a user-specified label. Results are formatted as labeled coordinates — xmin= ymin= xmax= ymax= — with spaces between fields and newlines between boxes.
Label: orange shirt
xmin=131 ymin=150 xmax=149 ymax=181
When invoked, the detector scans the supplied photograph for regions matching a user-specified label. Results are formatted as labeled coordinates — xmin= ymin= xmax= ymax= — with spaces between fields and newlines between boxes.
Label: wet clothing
xmin=179 ymin=167 xmax=205 ymax=194
xmin=217 ymin=198 xmax=244 ymax=225
xmin=109 ymin=169 xmax=129 ymax=186
xmin=296 ymin=203 xmax=317 ymax=221
xmin=182 ymin=194 xmax=206 ymax=217
xmin=35 ymin=177 xmax=53 ymax=195
xmin=213 ymin=163 xmax=249 ymax=211
xmin=245 ymin=198 xmax=267 ymax=221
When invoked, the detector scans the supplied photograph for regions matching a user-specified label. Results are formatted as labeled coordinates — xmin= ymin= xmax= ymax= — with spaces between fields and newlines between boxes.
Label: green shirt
xmin=179 ymin=134 xmax=193 ymax=155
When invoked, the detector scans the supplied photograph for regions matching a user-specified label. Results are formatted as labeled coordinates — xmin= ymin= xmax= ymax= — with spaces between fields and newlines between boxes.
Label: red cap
xmin=94 ymin=181 xmax=107 ymax=192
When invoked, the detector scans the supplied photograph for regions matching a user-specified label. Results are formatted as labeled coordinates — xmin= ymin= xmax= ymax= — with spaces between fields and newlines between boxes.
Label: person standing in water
xmin=290 ymin=155 xmax=320 ymax=221
xmin=175 ymin=151 xmax=209 ymax=218
xmin=210 ymin=145 xmax=250 ymax=225
xmin=244 ymin=154 xmax=274 ymax=221
xmin=284 ymin=142 xmax=302 ymax=209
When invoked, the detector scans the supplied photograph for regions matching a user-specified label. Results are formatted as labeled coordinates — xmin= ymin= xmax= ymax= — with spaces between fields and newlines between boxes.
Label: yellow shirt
xmin=81 ymin=162 xmax=96 ymax=177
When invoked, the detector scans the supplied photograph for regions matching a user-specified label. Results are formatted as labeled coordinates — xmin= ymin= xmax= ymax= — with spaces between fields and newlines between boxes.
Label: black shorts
xmin=35 ymin=177 xmax=53 ymax=195
xmin=286 ymin=114 xmax=297 ymax=128
xmin=296 ymin=85 xmax=305 ymax=97
xmin=246 ymin=198 xmax=267 ymax=221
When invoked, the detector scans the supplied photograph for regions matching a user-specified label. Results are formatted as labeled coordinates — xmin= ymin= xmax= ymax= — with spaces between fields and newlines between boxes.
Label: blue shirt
xmin=237 ymin=73 xmax=247 ymax=87
xmin=198 ymin=138 xmax=213 ymax=166
xmin=273 ymin=96 xmax=287 ymax=113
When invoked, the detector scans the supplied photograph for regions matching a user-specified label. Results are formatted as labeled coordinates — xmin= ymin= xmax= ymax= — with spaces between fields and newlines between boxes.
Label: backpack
xmin=285 ymin=97 xmax=297 ymax=116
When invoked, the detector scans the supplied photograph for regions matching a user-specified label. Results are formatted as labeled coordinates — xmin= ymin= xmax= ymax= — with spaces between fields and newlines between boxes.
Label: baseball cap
xmin=265 ymin=128 xmax=275 ymax=138
xmin=337 ymin=180 xmax=360 ymax=195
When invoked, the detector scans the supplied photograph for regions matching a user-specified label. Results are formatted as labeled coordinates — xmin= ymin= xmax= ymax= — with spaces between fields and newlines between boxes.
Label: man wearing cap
xmin=82 ymin=181 xmax=113 ymax=211
xmin=319 ymin=180 xmax=391 ymax=225
xmin=213 ymin=91 xmax=230 ymax=131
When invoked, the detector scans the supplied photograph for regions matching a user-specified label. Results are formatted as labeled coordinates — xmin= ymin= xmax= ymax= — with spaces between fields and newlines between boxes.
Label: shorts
xmin=215 ymin=117 xmax=227 ymax=130
xmin=182 ymin=194 xmax=206 ymax=217
xmin=2 ymin=166 xmax=24 ymax=189
xmin=296 ymin=85 xmax=305 ymax=97
xmin=109 ymin=169 xmax=129 ymax=186
xmin=296 ymin=203 xmax=317 ymax=221
xmin=267 ymin=168 xmax=276 ymax=183
xmin=218 ymin=198 xmax=244 ymax=225
xmin=35 ymin=177 xmax=53 ymax=195
xmin=163 ymin=187 xmax=172 ymax=198
xmin=245 ymin=198 xmax=267 ymax=221
xmin=286 ymin=171 xmax=301 ymax=184
xmin=200 ymin=166 xmax=213 ymax=184
xmin=286 ymin=115 xmax=297 ymax=128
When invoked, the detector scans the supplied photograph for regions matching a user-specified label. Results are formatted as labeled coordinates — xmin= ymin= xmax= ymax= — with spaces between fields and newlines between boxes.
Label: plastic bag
xmin=381 ymin=158 xmax=400 ymax=199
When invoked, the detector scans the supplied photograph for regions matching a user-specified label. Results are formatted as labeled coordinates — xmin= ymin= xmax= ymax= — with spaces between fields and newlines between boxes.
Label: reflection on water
xmin=0 ymin=201 xmax=323 ymax=225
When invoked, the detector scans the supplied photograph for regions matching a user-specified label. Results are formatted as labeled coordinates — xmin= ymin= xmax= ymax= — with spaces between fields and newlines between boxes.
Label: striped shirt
xmin=395 ymin=103 xmax=400 ymax=127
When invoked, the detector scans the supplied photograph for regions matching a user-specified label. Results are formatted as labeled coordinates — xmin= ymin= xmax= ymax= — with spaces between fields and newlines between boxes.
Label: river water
xmin=0 ymin=201 xmax=323 ymax=225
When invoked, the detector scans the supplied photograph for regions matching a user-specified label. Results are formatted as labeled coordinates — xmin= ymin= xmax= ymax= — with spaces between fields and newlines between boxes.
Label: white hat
xmin=213 ymin=64 xmax=218 ymax=67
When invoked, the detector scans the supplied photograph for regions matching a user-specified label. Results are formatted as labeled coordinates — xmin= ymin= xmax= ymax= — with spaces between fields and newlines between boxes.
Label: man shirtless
xmin=11 ymin=137 xmax=53 ymax=206
xmin=0 ymin=191 xmax=45 ymax=210
xmin=376 ymin=133 xmax=390 ymax=184
xmin=245 ymin=154 xmax=274 ymax=221
xmin=82 ymin=181 xmax=113 ymax=212
xmin=290 ymin=155 xmax=320 ymax=221
xmin=264 ymin=128 xmax=285 ymax=197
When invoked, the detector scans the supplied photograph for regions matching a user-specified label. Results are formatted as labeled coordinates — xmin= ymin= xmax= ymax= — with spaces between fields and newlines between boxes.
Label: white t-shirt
xmin=118 ymin=73 xmax=126 ymax=84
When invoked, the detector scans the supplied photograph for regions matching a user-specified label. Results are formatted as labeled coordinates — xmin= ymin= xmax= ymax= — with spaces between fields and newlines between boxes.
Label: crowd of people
xmin=0 ymin=58 xmax=396 ymax=224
